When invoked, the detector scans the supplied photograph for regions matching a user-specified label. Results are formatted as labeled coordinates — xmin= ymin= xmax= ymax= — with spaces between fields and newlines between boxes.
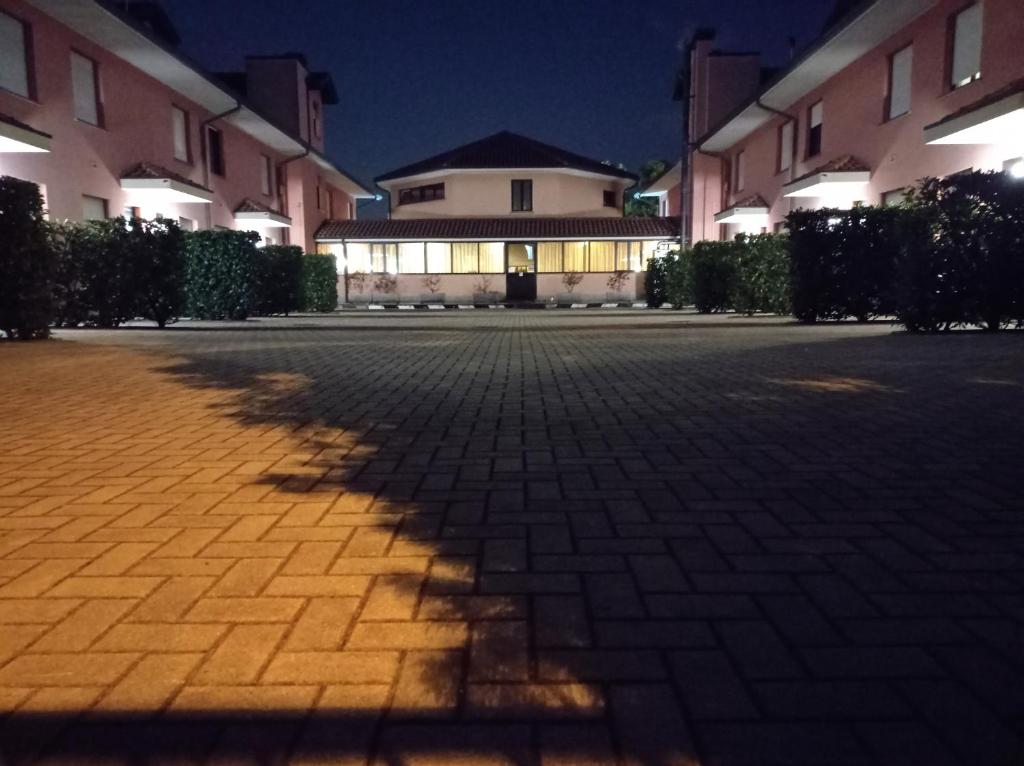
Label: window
xmin=537 ymin=242 xmax=563 ymax=273
xmin=426 ymin=242 xmax=452 ymax=273
xmin=735 ymin=150 xmax=746 ymax=191
xmin=603 ymin=190 xmax=618 ymax=208
xmin=123 ymin=206 xmax=140 ymax=221
xmin=882 ymin=188 xmax=908 ymax=207
xmin=71 ymin=51 xmax=101 ymax=126
xmin=345 ymin=243 xmax=372 ymax=273
xmin=589 ymin=242 xmax=615 ymax=271
xmin=398 ymin=242 xmax=425 ymax=274
xmin=452 ymin=243 xmax=479 ymax=273
xmin=259 ymin=155 xmax=273 ymax=196
xmin=479 ymin=243 xmax=504 ymax=273
xmin=399 ymin=183 xmax=445 ymax=206
xmin=206 ymin=126 xmax=225 ymax=177
xmin=371 ymin=243 xmax=397 ymax=273
xmin=82 ymin=195 xmax=107 ymax=221
xmin=564 ymin=241 xmax=587 ymax=271
xmin=778 ymin=121 xmax=794 ymax=173
xmin=888 ymin=46 xmax=913 ymax=119
xmin=0 ymin=10 xmax=31 ymax=98
xmin=950 ymin=4 xmax=982 ymax=89
xmin=511 ymin=179 xmax=533 ymax=212
xmin=807 ymin=101 xmax=823 ymax=158
xmin=172 ymin=106 xmax=190 ymax=162
xmin=178 ymin=216 xmax=196 ymax=231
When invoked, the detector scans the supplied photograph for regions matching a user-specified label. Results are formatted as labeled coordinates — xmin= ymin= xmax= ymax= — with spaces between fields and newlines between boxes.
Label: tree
xmin=625 ymin=159 xmax=671 ymax=217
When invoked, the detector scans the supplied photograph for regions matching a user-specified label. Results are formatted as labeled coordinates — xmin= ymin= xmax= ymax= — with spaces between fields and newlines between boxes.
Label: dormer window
xmin=399 ymin=183 xmax=445 ymax=206
xmin=511 ymin=179 xmax=532 ymax=212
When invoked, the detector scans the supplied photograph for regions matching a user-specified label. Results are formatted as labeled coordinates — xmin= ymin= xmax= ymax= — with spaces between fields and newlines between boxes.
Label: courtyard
xmin=0 ymin=311 xmax=1022 ymax=765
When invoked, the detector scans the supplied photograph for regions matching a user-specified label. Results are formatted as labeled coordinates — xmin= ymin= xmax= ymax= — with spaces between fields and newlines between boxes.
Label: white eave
xmin=0 ymin=119 xmax=51 ymax=153
xmin=24 ymin=0 xmax=373 ymax=199
xmin=638 ymin=161 xmax=682 ymax=197
xmin=700 ymin=0 xmax=937 ymax=153
xmin=120 ymin=176 xmax=214 ymax=203
xmin=782 ymin=170 xmax=871 ymax=198
xmin=235 ymin=210 xmax=291 ymax=228
xmin=924 ymin=90 xmax=1024 ymax=145
xmin=714 ymin=205 xmax=770 ymax=224
xmin=376 ymin=167 xmax=637 ymax=190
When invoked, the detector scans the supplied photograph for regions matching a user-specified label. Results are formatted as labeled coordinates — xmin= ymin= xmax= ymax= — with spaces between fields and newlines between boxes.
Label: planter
xmin=606 ymin=292 xmax=629 ymax=303
xmin=421 ymin=293 xmax=446 ymax=304
xmin=371 ymin=293 xmax=398 ymax=304
xmin=473 ymin=291 xmax=501 ymax=305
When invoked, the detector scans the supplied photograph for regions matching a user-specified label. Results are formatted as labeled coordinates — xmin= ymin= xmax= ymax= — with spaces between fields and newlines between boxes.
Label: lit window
xmin=82 ymin=195 xmax=107 ymax=221
xmin=0 ymin=10 xmax=31 ymax=99
xmin=950 ymin=4 xmax=982 ymax=89
xmin=807 ymin=101 xmax=823 ymax=158
xmin=398 ymin=242 xmax=425 ymax=274
xmin=537 ymin=242 xmax=563 ymax=272
xmin=511 ymin=179 xmax=532 ymax=212
xmin=479 ymin=242 xmax=504 ymax=273
xmin=589 ymin=241 xmax=615 ymax=271
xmin=452 ymin=243 xmax=479 ymax=273
xmin=778 ymin=121 xmax=794 ymax=172
xmin=426 ymin=242 xmax=452 ymax=273
xmin=564 ymin=241 xmax=587 ymax=271
xmin=172 ymin=106 xmax=190 ymax=162
xmin=71 ymin=51 xmax=101 ymax=126
xmin=888 ymin=46 xmax=913 ymax=119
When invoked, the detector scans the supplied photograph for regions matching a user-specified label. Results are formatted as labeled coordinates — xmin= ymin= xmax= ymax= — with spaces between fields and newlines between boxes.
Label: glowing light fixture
xmin=714 ymin=205 xmax=770 ymax=225
xmin=234 ymin=210 xmax=290 ymax=228
xmin=121 ymin=177 xmax=214 ymax=204
xmin=783 ymin=171 xmax=871 ymax=198
xmin=1010 ymin=160 xmax=1024 ymax=180
xmin=0 ymin=119 xmax=51 ymax=153
xmin=924 ymin=91 xmax=1024 ymax=145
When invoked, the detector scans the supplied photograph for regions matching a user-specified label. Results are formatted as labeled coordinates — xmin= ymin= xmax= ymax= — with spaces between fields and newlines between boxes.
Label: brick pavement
xmin=0 ymin=312 xmax=1022 ymax=765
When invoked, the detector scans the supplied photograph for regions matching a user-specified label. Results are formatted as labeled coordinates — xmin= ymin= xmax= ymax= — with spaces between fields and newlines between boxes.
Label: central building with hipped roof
xmin=316 ymin=132 xmax=679 ymax=305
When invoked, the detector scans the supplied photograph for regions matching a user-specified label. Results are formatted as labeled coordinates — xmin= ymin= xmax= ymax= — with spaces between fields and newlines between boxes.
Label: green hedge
xmin=301 ymin=254 xmax=338 ymax=312
xmin=690 ymin=241 xmax=738 ymax=313
xmin=645 ymin=255 xmax=668 ymax=308
xmin=129 ymin=218 xmax=186 ymax=328
xmin=185 ymin=230 xmax=261 ymax=320
xmin=0 ymin=177 xmax=55 ymax=340
xmin=663 ymin=249 xmax=693 ymax=309
xmin=256 ymin=245 xmax=304 ymax=316
xmin=732 ymin=234 xmax=790 ymax=316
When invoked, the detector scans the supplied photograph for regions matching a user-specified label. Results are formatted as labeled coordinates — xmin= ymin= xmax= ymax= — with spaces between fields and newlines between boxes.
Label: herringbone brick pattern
xmin=0 ymin=312 xmax=1022 ymax=765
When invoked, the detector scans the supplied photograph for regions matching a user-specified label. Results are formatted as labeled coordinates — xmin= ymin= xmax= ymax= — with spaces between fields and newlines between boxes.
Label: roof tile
xmin=316 ymin=216 xmax=679 ymax=242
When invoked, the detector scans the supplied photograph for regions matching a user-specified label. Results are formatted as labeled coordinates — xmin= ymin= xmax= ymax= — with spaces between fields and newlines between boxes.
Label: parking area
xmin=1 ymin=311 xmax=1022 ymax=765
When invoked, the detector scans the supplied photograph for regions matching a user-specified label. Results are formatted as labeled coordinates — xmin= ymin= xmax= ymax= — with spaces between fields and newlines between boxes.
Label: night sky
xmin=164 ymin=0 xmax=837 ymax=214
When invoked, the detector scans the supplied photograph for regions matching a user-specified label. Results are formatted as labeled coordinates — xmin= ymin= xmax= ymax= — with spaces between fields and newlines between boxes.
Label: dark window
xmin=603 ymin=190 xmax=618 ymax=208
xmin=206 ymin=126 xmax=225 ymax=177
xmin=807 ymin=101 xmax=823 ymax=158
xmin=0 ymin=10 xmax=33 ymax=99
xmin=949 ymin=3 xmax=982 ymax=89
xmin=511 ymin=179 xmax=533 ymax=212
xmin=398 ymin=183 xmax=445 ymax=206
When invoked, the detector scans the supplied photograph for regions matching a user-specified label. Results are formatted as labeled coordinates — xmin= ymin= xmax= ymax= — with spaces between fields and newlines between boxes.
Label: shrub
xmin=301 ymin=254 xmax=339 ymax=312
xmin=51 ymin=218 xmax=136 ymax=328
xmin=732 ymin=234 xmax=790 ymax=315
xmin=129 ymin=217 xmax=186 ymax=328
xmin=663 ymin=249 xmax=693 ymax=309
xmin=257 ymin=245 xmax=304 ymax=316
xmin=691 ymin=241 xmax=738 ymax=313
xmin=645 ymin=256 xmax=667 ymax=308
xmin=185 ymin=229 xmax=261 ymax=320
xmin=0 ymin=176 xmax=55 ymax=340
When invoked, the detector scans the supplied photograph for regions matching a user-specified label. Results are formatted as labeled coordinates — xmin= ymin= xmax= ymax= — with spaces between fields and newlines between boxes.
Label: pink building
xmin=0 ymin=0 xmax=371 ymax=251
xmin=675 ymin=0 xmax=1024 ymax=243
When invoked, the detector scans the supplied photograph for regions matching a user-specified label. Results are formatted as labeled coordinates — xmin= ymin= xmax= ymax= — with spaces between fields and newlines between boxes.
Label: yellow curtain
xmin=426 ymin=242 xmax=451 ymax=274
xmin=479 ymin=242 xmax=504 ymax=273
xmin=537 ymin=242 xmax=563 ymax=273
xmin=345 ymin=242 xmax=372 ymax=274
xmin=452 ymin=243 xmax=479 ymax=273
xmin=370 ymin=244 xmax=387 ymax=273
xmin=398 ymin=242 xmax=425 ymax=274
xmin=615 ymin=242 xmax=632 ymax=272
xmin=589 ymin=241 xmax=615 ymax=272
xmin=563 ymin=241 xmax=587 ymax=272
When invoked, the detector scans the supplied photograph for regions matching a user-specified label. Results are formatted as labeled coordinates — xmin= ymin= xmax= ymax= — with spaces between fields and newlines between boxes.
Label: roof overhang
xmin=700 ymin=0 xmax=936 ymax=152
xmin=376 ymin=167 xmax=636 ymax=191
xmin=120 ymin=176 xmax=214 ymax=204
xmin=783 ymin=170 xmax=871 ymax=198
xmin=0 ymin=118 xmax=51 ymax=153
xmin=235 ymin=210 xmax=291 ymax=228
xmin=714 ymin=205 xmax=770 ymax=224
xmin=24 ymin=0 xmax=373 ymax=199
xmin=924 ymin=91 xmax=1024 ymax=145
xmin=638 ymin=161 xmax=682 ymax=197
xmin=318 ymin=235 xmax=677 ymax=244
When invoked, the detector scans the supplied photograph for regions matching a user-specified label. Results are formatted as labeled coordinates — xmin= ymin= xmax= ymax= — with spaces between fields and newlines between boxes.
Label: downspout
xmin=200 ymin=104 xmax=242 ymax=231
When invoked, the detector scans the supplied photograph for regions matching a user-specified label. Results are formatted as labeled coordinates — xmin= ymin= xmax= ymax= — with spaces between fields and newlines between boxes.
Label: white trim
xmin=637 ymin=161 xmax=682 ymax=196
xmin=782 ymin=170 xmax=871 ymax=198
xmin=0 ymin=120 xmax=51 ymax=153
xmin=377 ymin=166 xmax=636 ymax=189
xmin=924 ymin=91 xmax=1024 ymax=145
xmin=235 ymin=210 xmax=291 ymax=228
xmin=714 ymin=206 xmax=770 ymax=224
xmin=120 ymin=176 xmax=214 ymax=203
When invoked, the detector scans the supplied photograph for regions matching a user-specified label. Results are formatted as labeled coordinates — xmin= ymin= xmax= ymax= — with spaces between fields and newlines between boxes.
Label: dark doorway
xmin=505 ymin=243 xmax=537 ymax=302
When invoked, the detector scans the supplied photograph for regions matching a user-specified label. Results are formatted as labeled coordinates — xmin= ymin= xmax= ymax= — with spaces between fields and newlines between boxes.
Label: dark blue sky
xmin=165 ymin=0 xmax=836 ymax=196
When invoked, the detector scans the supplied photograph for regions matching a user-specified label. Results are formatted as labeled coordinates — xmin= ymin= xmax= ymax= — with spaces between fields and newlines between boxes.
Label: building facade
xmin=675 ymin=0 xmax=1024 ymax=243
xmin=0 ymin=0 xmax=371 ymax=252
xmin=317 ymin=132 xmax=679 ymax=304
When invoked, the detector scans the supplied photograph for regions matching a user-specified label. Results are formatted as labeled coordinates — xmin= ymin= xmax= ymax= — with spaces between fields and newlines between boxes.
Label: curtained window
xmin=426 ymin=242 xmax=452 ymax=273
xmin=589 ymin=241 xmax=616 ymax=272
xmin=479 ymin=242 xmax=504 ymax=273
xmin=537 ymin=242 xmax=563 ymax=273
xmin=563 ymin=241 xmax=587 ymax=272
xmin=398 ymin=242 xmax=426 ymax=274
xmin=452 ymin=243 xmax=479 ymax=273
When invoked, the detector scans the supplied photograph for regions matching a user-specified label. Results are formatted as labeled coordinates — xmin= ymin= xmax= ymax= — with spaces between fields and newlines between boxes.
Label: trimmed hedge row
xmin=787 ymin=170 xmax=1024 ymax=331
xmin=1 ymin=175 xmax=339 ymax=338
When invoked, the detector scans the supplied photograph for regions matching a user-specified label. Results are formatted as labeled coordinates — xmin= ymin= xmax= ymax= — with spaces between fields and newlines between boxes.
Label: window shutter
xmin=889 ymin=46 xmax=913 ymax=118
xmin=71 ymin=52 xmax=99 ymax=125
xmin=172 ymin=107 xmax=188 ymax=161
xmin=0 ymin=12 xmax=29 ymax=98
xmin=951 ymin=4 xmax=982 ymax=88
xmin=779 ymin=122 xmax=794 ymax=172
xmin=810 ymin=102 xmax=823 ymax=128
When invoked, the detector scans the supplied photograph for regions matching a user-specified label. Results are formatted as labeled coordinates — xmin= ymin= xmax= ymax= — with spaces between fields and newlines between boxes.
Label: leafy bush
xmin=732 ymin=234 xmax=791 ymax=315
xmin=787 ymin=207 xmax=902 ymax=323
xmin=645 ymin=256 xmax=667 ymax=308
xmin=662 ymin=249 xmax=693 ymax=309
xmin=257 ymin=245 xmax=304 ymax=316
xmin=301 ymin=254 xmax=339 ymax=312
xmin=185 ymin=230 xmax=261 ymax=320
xmin=129 ymin=218 xmax=185 ymax=328
xmin=0 ymin=177 xmax=55 ymax=340
xmin=691 ymin=241 xmax=738 ymax=313
xmin=51 ymin=218 xmax=136 ymax=328
xmin=899 ymin=172 xmax=1024 ymax=331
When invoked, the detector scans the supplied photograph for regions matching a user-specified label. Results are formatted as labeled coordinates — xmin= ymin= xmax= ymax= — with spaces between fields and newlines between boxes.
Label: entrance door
xmin=505 ymin=243 xmax=537 ymax=302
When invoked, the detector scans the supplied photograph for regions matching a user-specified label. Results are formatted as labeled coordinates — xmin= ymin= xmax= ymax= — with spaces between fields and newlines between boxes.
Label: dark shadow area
xmin=6 ymin=318 xmax=1024 ymax=765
